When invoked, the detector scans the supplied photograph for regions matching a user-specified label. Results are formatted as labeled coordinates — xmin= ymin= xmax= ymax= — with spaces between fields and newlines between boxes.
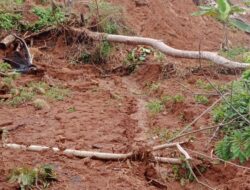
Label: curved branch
xmin=69 ymin=27 xmax=250 ymax=69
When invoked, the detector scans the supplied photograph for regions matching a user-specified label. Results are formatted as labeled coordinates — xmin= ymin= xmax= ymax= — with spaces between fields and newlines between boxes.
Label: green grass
xmin=147 ymin=100 xmax=164 ymax=114
xmin=30 ymin=7 xmax=65 ymax=31
xmin=220 ymin=47 xmax=250 ymax=63
xmin=1 ymin=81 xmax=70 ymax=107
xmin=195 ymin=95 xmax=209 ymax=105
xmin=9 ymin=164 xmax=56 ymax=190
xmin=196 ymin=79 xmax=213 ymax=90
xmin=0 ymin=12 xmax=21 ymax=30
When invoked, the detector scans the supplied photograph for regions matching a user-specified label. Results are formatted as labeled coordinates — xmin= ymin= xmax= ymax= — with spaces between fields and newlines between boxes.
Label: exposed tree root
xmin=68 ymin=27 xmax=250 ymax=69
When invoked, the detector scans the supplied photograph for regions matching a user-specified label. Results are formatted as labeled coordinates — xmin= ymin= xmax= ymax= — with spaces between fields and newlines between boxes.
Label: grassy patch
xmin=9 ymin=164 xmax=56 ymax=190
xmin=219 ymin=47 xmax=250 ymax=63
xmin=1 ymin=81 xmax=70 ymax=107
xmin=196 ymin=79 xmax=213 ymax=90
xmin=30 ymin=7 xmax=65 ymax=31
xmin=195 ymin=95 xmax=209 ymax=105
xmin=0 ymin=12 xmax=21 ymax=30
xmin=146 ymin=100 xmax=164 ymax=114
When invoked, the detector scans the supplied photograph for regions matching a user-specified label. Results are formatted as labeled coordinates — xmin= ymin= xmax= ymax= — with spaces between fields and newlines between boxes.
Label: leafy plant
xmin=79 ymin=41 xmax=113 ymax=64
xmin=8 ymin=164 xmax=56 ymax=190
xmin=0 ymin=12 xmax=21 ymax=30
xmin=196 ymin=79 xmax=213 ymax=90
xmin=0 ymin=62 xmax=11 ymax=72
xmin=31 ymin=7 xmax=65 ymax=31
xmin=219 ymin=47 xmax=250 ymax=62
xmin=195 ymin=95 xmax=209 ymax=105
xmin=216 ymin=128 xmax=250 ymax=163
xmin=192 ymin=0 xmax=248 ymax=49
xmin=126 ymin=46 xmax=152 ymax=63
xmin=172 ymin=94 xmax=185 ymax=103
xmin=213 ymin=69 xmax=250 ymax=163
xmin=147 ymin=100 xmax=164 ymax=114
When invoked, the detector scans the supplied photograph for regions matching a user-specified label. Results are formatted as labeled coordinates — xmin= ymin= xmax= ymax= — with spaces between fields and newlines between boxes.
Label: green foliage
xmin=45 ymin=86 xmax=69 ymax=101
xmin=196 ymin=79 xmax=213 ymax=90
xmin=147 ymin=100 xmax=164 ymax=114
xmin=0 ymin=12 xmax=21 ymax=30
xmin=0 ymin=62 xmax=11 ymax=72
xmin=9 ymin=88 xmax=35 ymax=106
xmin=195 ymin=95 xmax=209 ymax=105
xmin=213 ymin=70 xmax=250 ymax=163
xmin=216 ymin=128 xmax=250 ymax=163
xmin=79 ymin=41 xmax=113 ymax=64
xmin=2 ymin=81 xmax=69 ymax=107
xmin=31 ymin=7 xmax=65 ymax=31
xmin=9 ymin=164 xmax=56 ymax=190
xmin=126 ymin=46 xmax=152 ymax=63
xmin=219 ymin=47 xmax=250 ymax=62
xmin=87 ymin=0 xmax=125 ymax=34
xmin=192 ymin=0 xmax=244 ymax=22
xmin=172 ymin=163 xmax=194 ymax=184
xmin=149 ymin=127 xmax=174 ymax=142
xmin=172 ymin=94 xmax=185 ymax=103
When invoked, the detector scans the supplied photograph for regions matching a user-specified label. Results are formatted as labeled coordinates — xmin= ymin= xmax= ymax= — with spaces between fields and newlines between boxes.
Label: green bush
xmin=9 ymin=164 xmax=56 ymax=190
xmin=213 ymin=69 xmax=250 ymax=163
xmin=216 ymin=128 xmax=250 ymax=163
xmin=31 ymin=7 xmax=65 ymax=31
xmin=0 ymin=12 xmax=21 ymax=30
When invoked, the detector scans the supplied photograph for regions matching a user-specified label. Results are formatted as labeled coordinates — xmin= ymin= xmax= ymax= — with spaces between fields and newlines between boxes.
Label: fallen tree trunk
xmin=69 ymin=27 xmax=250 ymax=69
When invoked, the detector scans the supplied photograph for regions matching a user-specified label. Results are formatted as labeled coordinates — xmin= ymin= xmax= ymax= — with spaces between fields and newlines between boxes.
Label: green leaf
xmin=229 ymin=18 xmax=250 ymax=33
xmin=217 ymin=0 xmax=231 ymax=21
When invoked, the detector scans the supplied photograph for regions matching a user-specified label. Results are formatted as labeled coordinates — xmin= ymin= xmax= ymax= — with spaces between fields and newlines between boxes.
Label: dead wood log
xmin=69 ymin=27 xmax=250 ymax=69
xmin=0 ymin=35 xmax=15 ymax=49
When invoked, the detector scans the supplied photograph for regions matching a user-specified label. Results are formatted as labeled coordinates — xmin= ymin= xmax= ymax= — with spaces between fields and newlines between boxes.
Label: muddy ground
xmin=0 ymin=0 xmax=250 ymax=189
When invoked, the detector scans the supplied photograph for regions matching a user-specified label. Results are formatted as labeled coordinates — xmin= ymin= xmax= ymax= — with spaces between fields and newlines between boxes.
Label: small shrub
xmin=213 ymin=69 xmax=250 ymax=163
xmin=219 ymin=47 xmax=250 ymax=62
xmin=9 ymin=164 xmax=56 ymax=190
xmin=216 ymin=128 xmax=250 ymax=163
xmin=0 ymin=12 xmax=21 ymax=30
xmin=196 ymin=79 xmax=213 ymax=90
xmin=9 ymin=88 xmax=35 ymax=106
xmin=79 ymin=41 xmax=113 ymax=64
xmin=45 ymin=86 xmax=69 ymax=101
xmin=0 ymin=62 xmax=11 ymax=73
xmin=31 ymin=7 xmax=65 ymax=31
xmin=195 ymin=95 xmax=209 ymax=105
xmin=147 ymin=100 xmax=164 ymax=114
xmin=172 ymin=94 xmax=185 ymax=103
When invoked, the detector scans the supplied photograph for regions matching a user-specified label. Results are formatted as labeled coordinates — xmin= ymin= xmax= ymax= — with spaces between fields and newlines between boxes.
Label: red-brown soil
xmin=1 ymin=0 xmax=250 ymax=190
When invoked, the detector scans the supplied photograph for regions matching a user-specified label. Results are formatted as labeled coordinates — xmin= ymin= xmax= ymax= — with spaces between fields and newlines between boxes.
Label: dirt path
xmin=121 ymin=76 xmax=149 ymax=142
